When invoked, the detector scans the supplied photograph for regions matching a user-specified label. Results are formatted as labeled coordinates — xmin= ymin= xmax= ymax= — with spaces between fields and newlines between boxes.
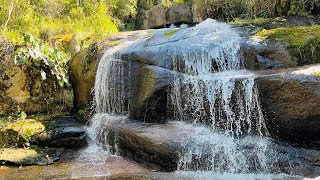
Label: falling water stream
xmin=88 ymin=19 xmax=300 ymax=179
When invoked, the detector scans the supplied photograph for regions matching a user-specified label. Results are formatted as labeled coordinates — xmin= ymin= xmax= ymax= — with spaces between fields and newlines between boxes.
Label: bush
xmin=0 ymin=0 xmax=118 ymax=44
xmin=14 ymin=34 xmax=69 ymax=86
xmin=192 ymin=0 xmax=319 ymax=21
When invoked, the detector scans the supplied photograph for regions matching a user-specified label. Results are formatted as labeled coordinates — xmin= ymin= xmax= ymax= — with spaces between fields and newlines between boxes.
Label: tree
xmin=3 ymin=0 xmax=14 ymax=30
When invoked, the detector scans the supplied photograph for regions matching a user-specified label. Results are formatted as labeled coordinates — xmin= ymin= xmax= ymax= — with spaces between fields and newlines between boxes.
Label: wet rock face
xmin=129 ymin=66 xmax=175 ymax=123
xmin=256 ymin=70 xmax=320 ymax=147
xmin=39 ymin=116 xmax=87 ymax=148
xmin=98 ymin=120 xmax=182 ymax=171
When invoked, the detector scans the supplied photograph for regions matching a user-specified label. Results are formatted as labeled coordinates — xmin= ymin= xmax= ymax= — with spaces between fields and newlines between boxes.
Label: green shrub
xmin=14 ymin=34 xmax=70 ymax=86
xmin=0 ymin=0 xmax=118 ymax=44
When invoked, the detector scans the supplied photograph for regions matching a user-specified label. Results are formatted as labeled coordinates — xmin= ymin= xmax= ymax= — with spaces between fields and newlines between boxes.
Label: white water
xmin=166 ymin=20 xmax=270 ymax=173
xmin=89 ymin=19 xmax=289 ymax=177
xmin=170 ymin=71 xmax=268 ymax=137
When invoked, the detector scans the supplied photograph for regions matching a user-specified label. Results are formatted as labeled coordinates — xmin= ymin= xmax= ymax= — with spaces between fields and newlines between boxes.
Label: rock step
xmin=99 ymin=119 xmax=320 ymax=177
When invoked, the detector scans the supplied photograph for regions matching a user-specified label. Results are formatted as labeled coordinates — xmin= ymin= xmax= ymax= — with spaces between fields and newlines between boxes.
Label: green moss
xmin=143 ymin=35 xmax=154 ymax=47
xmin=256 ymin=25 xmax=320 ymax=48
xmin=4 ymin=68 xmax=18 ymax=79
xmin=256 ymin=26 xmax=320 ymax=65
xmin=164 ymin=29 xmax=178 ymax=36
xmin=313 ymin=71 xmax=320 ymax=76
xmin=108 ymin=41 xmax=123 ymax=47
xmin=6 ymin=120 xmax=45 ymax=140
xmin=231 ymin=18 xmax=275 ymax=27
xmin=0 ymin=119 xmax=45 ymax=147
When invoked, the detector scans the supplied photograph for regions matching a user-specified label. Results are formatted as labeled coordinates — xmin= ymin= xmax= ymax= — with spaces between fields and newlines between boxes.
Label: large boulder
xmin=69 ymin=31 xmax=151 ymax=114
xmin=256 ymin=65 xmax=320 ymax=147
xmin=129 ymin=65 xmax=175 ymax=123
xmin=142 ymin=5 xmax=169 ymax=29
xmin=142 ymin=4 xmax=193 ymax=29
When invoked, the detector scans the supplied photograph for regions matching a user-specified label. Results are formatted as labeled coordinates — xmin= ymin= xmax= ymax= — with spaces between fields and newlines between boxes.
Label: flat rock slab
xmin=0 ymin=147 xmax=65 ymax=166
xmin=39 ymin=116 xmax=87 ymax=148
xmin=97 ymin=117 xmax=320 ymax=177
xmin=101 ymin=120 xmax=186 ymax=171
xmin=0 ymin=147 xmax=152 ymax=180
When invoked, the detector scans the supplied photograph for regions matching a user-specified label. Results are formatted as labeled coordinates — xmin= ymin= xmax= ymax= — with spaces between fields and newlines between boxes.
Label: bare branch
xmin=3 ymin=0 xmax=15 ymax=30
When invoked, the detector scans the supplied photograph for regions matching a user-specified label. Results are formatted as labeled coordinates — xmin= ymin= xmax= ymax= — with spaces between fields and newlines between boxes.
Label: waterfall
xmin=167 ymin=20 xmax=270 ymax=173
xmin=90 ymin=19 xmax=275 ymax=175
xmin=171 ymin=73 xmax=268 ymax=137
xmin=88 ymin=37 xmax=138 ymax=151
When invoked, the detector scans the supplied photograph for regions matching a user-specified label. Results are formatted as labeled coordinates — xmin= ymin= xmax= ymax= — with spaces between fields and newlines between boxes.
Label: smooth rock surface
xmin=130 ymin=65 xmax=176 ymax=123
xmin=256 ymin=65 xmax=320 ymax=147
xmin=39 ymin=116 xmax=87 ymax=148
xmin=0 ymin=146 xmax=152 ymax=179
xmin=0 ymin=147 xmax=65 ymax=166
xmin=242 ymin=43 xmax=297 ymax=70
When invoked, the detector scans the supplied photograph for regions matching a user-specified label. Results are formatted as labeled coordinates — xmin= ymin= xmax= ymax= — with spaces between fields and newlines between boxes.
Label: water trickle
xmin=94 ymin=58 xmax=130 ymax=114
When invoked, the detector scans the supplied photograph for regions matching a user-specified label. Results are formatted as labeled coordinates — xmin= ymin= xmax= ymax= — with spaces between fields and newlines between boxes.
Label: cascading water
xmin=166 ymin=20 xmax=271 ymax=173
xmin=89 ymin=19 xmax=288 ymax=177
xmin=87 ymin=38 xmax=138 ymax=153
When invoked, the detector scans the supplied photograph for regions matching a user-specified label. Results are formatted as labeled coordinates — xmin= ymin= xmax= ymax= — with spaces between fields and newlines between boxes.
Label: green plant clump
xmin=231 ymin=18 xmax=275 ymax=26
xmin=14 ymin=34 xmax=70 ymax=86
xmin=0 ymin=0 xmax=118 ymax=44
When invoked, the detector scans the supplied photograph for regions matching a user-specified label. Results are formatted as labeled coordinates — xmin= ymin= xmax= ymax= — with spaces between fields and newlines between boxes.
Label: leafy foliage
xmin=192 ymin=0 xmax=319 ymax=21
xmin=14 ymin=34 xmax=69 ymax=86
xmin=0 ymin=0 xmax=118 ymax=43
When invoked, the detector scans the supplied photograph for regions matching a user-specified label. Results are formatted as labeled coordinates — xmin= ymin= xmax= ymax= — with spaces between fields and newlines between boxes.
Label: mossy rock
xmin=0 ymin=119 xmax=45 ymax=148
xmin=0 ymin=147 xmax=64 ymax=166
xmin=70 ymin=44 xmax=99 ymax=110
xmin=0 ymin=116 xmax=86 ymax=148
xmin=256 ymin=25 xmax=320 ymax=66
